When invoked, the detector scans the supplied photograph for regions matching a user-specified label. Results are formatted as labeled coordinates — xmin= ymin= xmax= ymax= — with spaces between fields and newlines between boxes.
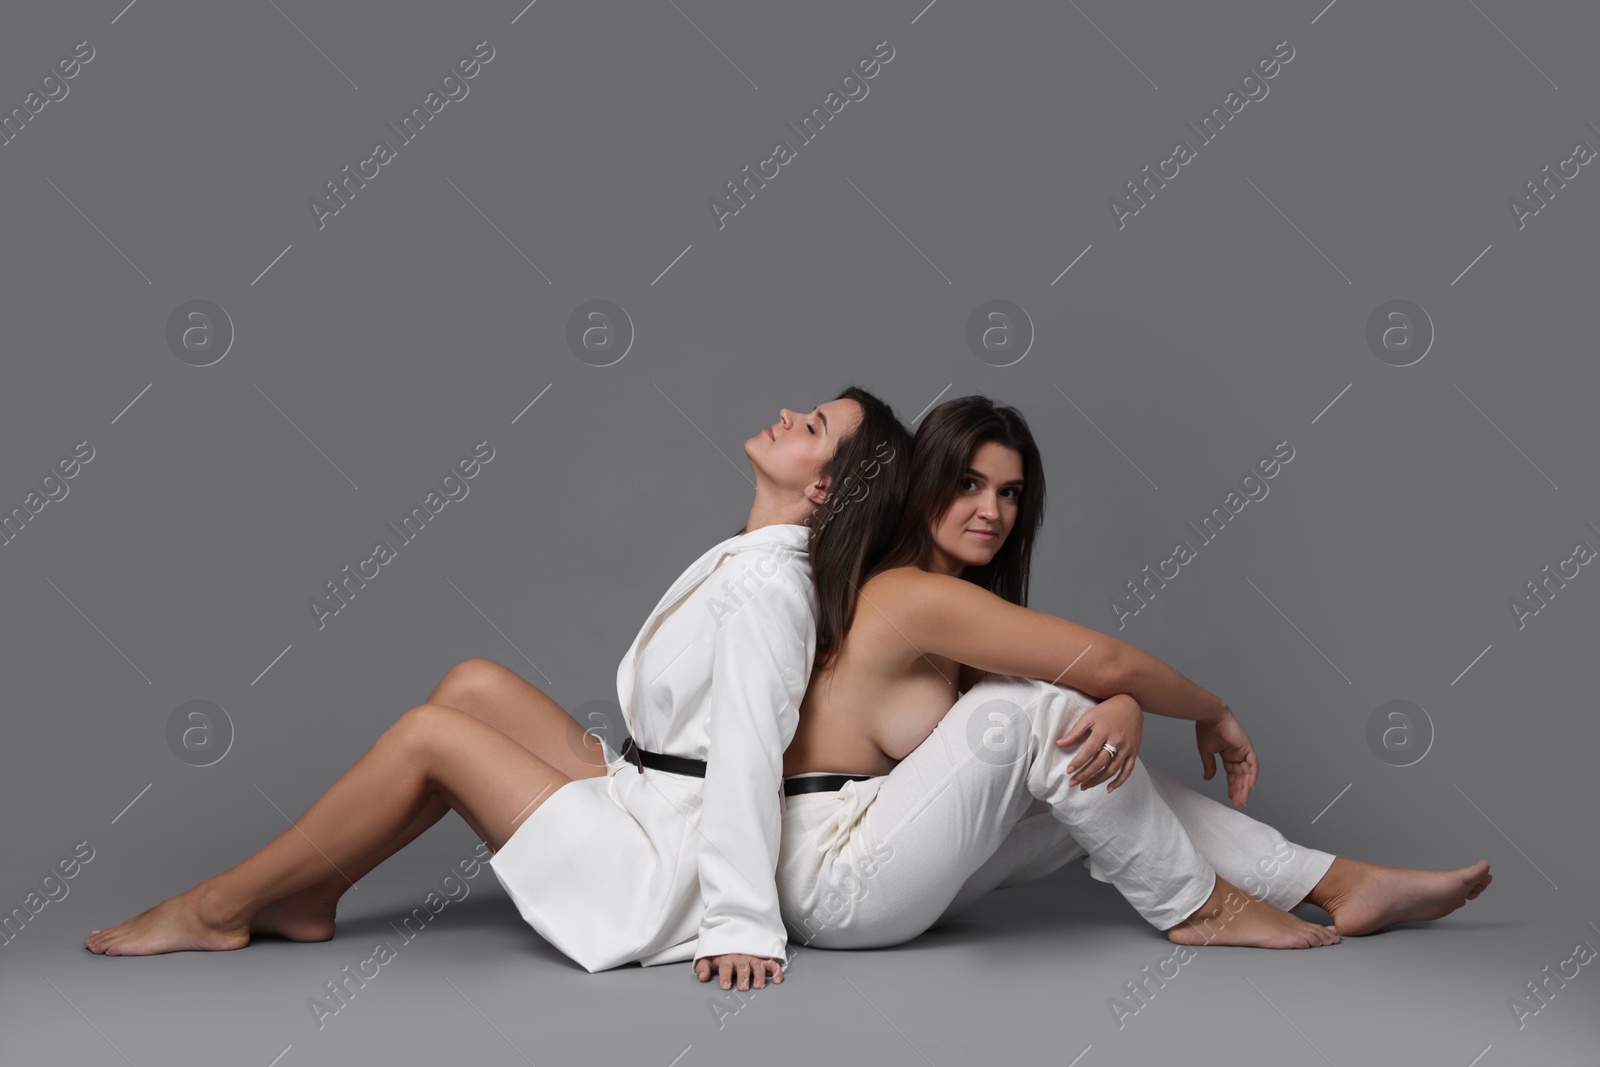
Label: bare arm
xmin=872 ymin=568 xmax=1229 ymax=723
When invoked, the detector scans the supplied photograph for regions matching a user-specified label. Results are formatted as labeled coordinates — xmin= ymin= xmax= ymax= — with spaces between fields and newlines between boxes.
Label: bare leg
xmin=1297 ymin=856 xmax=1492 ymax=935
xmin=248 ymin=659 xmax=605 ymax=941
xmin=86 ymin=703 xmax=570 ymax=956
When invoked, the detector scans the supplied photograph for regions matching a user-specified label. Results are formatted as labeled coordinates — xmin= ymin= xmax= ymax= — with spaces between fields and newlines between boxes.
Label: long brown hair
xmin=870 ymin=395 xmax=1045 ymax=606
xmin=808 ymin=386 xmax=912 ymax=671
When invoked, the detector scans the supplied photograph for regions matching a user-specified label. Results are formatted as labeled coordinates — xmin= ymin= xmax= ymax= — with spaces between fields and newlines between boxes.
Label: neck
xmin=920 ymin=547 xmax=966 ymax=578
xmin=744 ymin=485 xmax=814 ymax=533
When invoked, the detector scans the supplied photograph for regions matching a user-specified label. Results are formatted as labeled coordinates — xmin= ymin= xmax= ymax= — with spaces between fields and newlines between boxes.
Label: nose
xmin=778 ymin=409 xmax=795 ymax=429
xmin=976 ymin=492 xmax=1000 ymax=519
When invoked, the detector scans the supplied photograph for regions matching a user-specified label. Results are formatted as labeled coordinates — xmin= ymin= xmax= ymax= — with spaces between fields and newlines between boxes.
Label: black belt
xmin=620 ymin=736 xmax=706 ymax=777
xmin=620 ymin=737 xmax=876 ymax=796
xmin=783 ymin=773 xmax=875 ymax=796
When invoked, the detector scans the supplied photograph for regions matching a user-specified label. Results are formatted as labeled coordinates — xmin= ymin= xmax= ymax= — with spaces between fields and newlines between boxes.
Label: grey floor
xmin=5 ymin=820 xmax=1596 ymax=1067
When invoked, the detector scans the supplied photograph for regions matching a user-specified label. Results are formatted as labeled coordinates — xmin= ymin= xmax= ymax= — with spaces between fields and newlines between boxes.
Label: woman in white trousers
xmin=86 ymin=386 xmax=913 ymax=994
xmin=778 ymin=396 xmax=1493 ymax=952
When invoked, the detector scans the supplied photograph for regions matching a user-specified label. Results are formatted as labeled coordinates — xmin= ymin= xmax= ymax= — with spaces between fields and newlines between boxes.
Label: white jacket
xmin=488 ymin=522 xmax=816 ymax=970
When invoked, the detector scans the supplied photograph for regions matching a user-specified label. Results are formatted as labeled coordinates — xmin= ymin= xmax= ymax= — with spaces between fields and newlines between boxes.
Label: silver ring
xmin=1101 ymin=742 xmax=1118 ymax=757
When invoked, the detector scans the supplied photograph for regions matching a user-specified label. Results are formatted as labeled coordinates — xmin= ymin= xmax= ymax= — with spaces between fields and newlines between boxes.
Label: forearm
xmin=1098 ymin=640 xmax=1229 ymax=722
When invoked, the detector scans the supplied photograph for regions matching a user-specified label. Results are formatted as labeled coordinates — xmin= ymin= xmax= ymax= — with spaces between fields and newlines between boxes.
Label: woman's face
xmin=745 ymin=397 xmax=864 ymax=498
xmin=925 ymin=440 xmax=1024 ymax=575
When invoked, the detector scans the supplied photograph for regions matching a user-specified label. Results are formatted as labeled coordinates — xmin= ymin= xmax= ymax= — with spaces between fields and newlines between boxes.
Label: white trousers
xmin=776 ymin=675 xmax=1337 ymax=949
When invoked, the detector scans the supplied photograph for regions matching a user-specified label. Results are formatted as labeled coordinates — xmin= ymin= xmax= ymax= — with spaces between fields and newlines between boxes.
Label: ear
xmin=803 ymin=472 xmax=832 ymax=507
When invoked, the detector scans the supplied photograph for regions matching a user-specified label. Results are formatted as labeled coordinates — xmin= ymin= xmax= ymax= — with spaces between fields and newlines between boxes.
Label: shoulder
xmin=711 ymin=553 xmax=816 ymax=630
xmin=862 ymin=566 xmax=979 ymax=609
xmin=857 ymin=569 xmax=1014 ymax=647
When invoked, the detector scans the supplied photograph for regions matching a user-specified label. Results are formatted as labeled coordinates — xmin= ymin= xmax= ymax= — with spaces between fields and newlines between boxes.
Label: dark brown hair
xmin=869 ymin=395 xmax=1045 ymax=606
xmin=808 ymin=386 xmax=912 ymax=671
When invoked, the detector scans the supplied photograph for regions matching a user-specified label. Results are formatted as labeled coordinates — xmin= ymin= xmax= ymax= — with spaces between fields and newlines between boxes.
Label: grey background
xmin=2 ymin=1 xmax=1597 ymax=1064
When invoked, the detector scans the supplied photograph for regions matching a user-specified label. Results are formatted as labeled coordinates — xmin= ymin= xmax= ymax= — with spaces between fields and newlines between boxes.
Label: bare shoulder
xmin=858 ymin=565 xmax=935 ymax=607
xmin=863 ymin=566 xmax=989 ymax=610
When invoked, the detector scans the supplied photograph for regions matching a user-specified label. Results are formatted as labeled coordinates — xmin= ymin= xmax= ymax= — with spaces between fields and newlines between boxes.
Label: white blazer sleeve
xmin=691 ymin=564 xmax=815 ymax=963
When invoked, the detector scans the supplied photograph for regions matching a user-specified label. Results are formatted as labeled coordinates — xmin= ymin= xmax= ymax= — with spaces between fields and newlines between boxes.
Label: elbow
xmin=1084 ymin=642 xmax=1133 ymax=697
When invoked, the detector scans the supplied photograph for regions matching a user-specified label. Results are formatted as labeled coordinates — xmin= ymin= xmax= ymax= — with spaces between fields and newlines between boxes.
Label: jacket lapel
xmin=614 ymin=533 xmax=740 ymax=714
xmin=613 ymin=524 xmax=810 ymax=718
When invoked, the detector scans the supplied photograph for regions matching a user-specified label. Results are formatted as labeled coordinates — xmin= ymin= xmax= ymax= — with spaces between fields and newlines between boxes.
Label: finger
xmin=752 ymin=961 xmax=766 ymax=989
xmin=1108 ymin=755 xmax=1135 ymax=792
xmin=1101 ymin=749 xmax=1132 ymax=787
xmin=1058 ymin=717 xmax=1087 ymax=747
xmin=1097 ymin=751 xmax=1128 ymax=787
xmin=1067 ymin=727 xmax=1105 ymax=777
xmin=719 ymin=959 xmax=734 ymax=990
xmin=736 ymin=959 xmax=752 ymax=992
xmin=767 ymin=960 xmax=785 ymax=985
xmin=1081 ymin=744 xmax=1120 ymax=787
xmin=1083 ymin=762 xmax=1115 ymax=789
xmin=695 ymin=959 xmax=709 ymax=982
xmin=1069 ymin=746 xmax=1106 ymax=785
xmin=1063 ymin=725 xmax=1099 ymax=773
xmin=1078 ymin=752 xmax=1113 ymax=789
xmin=1222 ymin=759 xmax=1241 ymax=804
xmin=1200 ymin=747 xmax=1216 ymax=780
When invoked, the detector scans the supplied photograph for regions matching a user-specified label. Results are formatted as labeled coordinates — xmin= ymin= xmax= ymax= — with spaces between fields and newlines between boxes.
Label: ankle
xmin=1176 ymin=874 xmax=1239 ymax=928
xmin=1304 ymin=856 xmax=1353 ymax=911
xmin=194 ymin=878 xmax=254 ymax=929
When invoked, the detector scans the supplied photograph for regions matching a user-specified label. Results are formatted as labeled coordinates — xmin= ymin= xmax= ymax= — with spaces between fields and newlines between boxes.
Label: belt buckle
xmin=622 ymin=737 xmax=644 ymax=773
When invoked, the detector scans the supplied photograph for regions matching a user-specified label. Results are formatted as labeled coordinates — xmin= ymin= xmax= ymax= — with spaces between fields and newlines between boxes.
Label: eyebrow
xmin=962 ymin=466 xmax=1023 ymax=486
xmin=816 ymin=408 xmax=829 ymax=435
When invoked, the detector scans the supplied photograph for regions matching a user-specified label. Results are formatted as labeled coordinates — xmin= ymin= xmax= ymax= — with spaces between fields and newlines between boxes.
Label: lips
xmin=764 ymin=426 xmax=775 ymax=440
xmin=967 ymin=529 xmax=996 ymax=539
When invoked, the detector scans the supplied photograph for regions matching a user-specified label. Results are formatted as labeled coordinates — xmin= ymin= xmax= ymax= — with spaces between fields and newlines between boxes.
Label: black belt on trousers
xmin=620 ymin=737 xmax=875 ymax=795
xmin=782 ymin=773 xmax=875 ymax=796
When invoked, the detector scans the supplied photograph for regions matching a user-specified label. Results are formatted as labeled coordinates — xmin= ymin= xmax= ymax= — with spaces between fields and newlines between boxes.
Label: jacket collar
xmin=727 ymin=523 xmax=810 ymax=553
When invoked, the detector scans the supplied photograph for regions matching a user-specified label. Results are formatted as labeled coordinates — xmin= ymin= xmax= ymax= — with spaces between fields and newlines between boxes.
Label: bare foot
xmin=250 ymin=888 xmax=339 ymax=942
xmin=1312 ymin=857 xmax=1491 ymax=936
xmin=1167 ymin=876 xmax=1340 ymax=949
xmin=85 ymin=884 xmax=250 ymax=956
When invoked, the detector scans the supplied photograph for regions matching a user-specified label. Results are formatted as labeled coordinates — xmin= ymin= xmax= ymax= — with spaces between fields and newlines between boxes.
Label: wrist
xmin=1203 ymin=699 xmax=1233 ymax=724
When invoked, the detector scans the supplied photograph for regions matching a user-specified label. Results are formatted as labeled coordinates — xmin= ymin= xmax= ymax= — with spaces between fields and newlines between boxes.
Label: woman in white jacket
xmin=85 ymin=386 xmax=914 ymax=994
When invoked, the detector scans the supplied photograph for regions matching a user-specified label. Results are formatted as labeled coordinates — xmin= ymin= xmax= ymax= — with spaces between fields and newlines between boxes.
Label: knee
xmin=388 ymin=702 xmax=467 ymax=756
xmin=436 ymin=657 xmax=511 ymax=708
xmin=971 ymin=675 xmax=1095 ymax=718
xmin=1020 ymin=680 xmax=1098 ymax=740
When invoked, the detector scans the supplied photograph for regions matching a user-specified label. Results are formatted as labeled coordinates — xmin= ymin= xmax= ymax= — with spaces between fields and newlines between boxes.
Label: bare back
xmin=784 ymin=567 xmax=982 ymax=776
